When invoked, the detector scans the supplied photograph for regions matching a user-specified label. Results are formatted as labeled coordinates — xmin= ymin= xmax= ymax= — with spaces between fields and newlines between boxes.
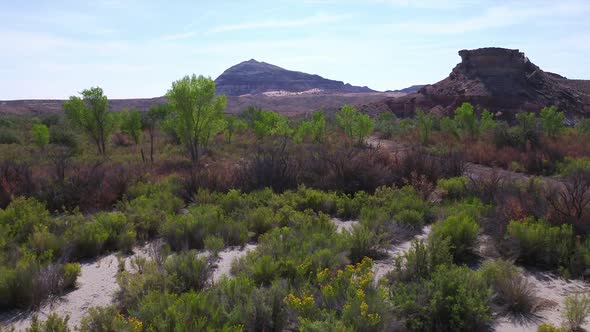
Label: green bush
xmin=0 ymin=197 xmax=53 ymax=245
xmin=481 ymin=259 xmax=540 ymax=315
xmin=71 ymin=212 xmax=132 ymax=258
xmin=507 ymin=218 xmax=575 ymax=270
xmin=0 ymin=130 xmax=20 ymax=144
xmin=537 ymin=323 xmax=566 ymax=332
xmin=26 ymin=313 xmax=70 ymax=332
xmin=204 ymin=235 xmax=225 ymax=256
xmin=392 ymin=265 xmax=491 ymax=331
xmin=431 ymin=212 xmax=480 ymax=261
xmin=389 ymin=236 xmax=452 ymax=283
xmin=164 ymin=251 xmax=210 ymax=293
xmin=347 ymin=225 xmax=383 ymax=263
xmin=562 ymin=292 xmax=590 ymax=331
xmin=162 ymin=205 xmax=247 ymax=251
xmin=122 ymin=191 xmax=182 ymax=239
xmin=394 ymin=209 xmax=425 ymax=229
xmin=49 ymin=128 xmax=79 ymax=150
xmin=62 ymin=263 xmax=81 ymax=290
xmin=437 ymin=176 xmax=469 ymax=200
xmin=245 ymin=206 xmax=276 ymax=237
xmin=79 ymin=306 xmax=142 ymax=332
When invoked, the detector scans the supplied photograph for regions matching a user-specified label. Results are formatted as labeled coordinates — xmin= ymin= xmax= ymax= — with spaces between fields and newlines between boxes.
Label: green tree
xmin=166 ymin=75 xmax=227 ymax=162
xmin=63 ymin=87 xmax=115 ymax=155
xmin=337 ymin=104 xmax=357 ymax=139
xmin=416 ymin=110 xmax=435 ymax=144
xmin=454 ymin=102 xmax=478 ymax=138
xmin=144 ymin=104 xmax=171 ymax=163
xmin=224 ymin=115 xmax=248 ymax=144
xmin=30 ymin=124 xmax=50 ymax=149
xmin=120 ymin=109 xmax=145 ymax=161
xmin=540 ymin=106 xmax=565 ymax=138
xmin=479 ymin=110 xmax=496 ymax=133
xmin=375 ymin=112 xmax=398 ymax=139
xmin=515 ymin=112 xmax=539 ymax=149
xmin=336 ymin=104 xmax=374 ymax=145
xmin=252 ymin=110 xmax=292 ymax=140
xmin=295 ymin=111 xmax=326 ymax=144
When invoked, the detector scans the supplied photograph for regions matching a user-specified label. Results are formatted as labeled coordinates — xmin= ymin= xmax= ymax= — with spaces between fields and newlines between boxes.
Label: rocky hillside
xmin=215 ymin=59 xmax=374 ymax=96
xmin=365 ymin=48 xmax=590 ymax=119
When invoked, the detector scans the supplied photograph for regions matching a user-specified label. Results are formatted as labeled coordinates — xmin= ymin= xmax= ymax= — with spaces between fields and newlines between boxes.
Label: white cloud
xmin=384 ymin=1 xmax=590 ymax=35
xmin=209 ymin=13 xmax=350 ymax=33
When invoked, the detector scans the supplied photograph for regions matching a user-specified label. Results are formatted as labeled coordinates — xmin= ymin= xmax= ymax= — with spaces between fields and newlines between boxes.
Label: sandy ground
xmin=330 ymin=218 xmax=359 ymax=234
xmin=211 ymin=244 xmax=258 ymax=283
xmin=0 ymin=243 xmax=154 ymax=331
xmin=0 ymin=242 xmax=259 ymax=331
xmin=372 ymin=225 xmax=432 ymax=281
xmin=492 ymin=271 xmax=590 ymax=331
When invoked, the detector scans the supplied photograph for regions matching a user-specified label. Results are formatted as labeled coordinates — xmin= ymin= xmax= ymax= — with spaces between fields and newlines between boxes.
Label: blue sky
xmin=1 ymin=0 xmax=589 ymax=99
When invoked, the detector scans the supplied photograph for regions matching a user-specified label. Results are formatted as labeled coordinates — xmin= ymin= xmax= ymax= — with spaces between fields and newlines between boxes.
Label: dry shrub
xmin=40 ymin=162 xmax=140 ymax=211
xmin=298 ymin=143 xmax=396 ymax=194
xmin=112 ymin=132 xmax=134 ymax=147
xmin=179 ymin=162 xmax=245 ymax=200
xmin=0 ymin=161 xmax=35 ymax=208
xmin=546 ymin=171 xmax=590 ymax=233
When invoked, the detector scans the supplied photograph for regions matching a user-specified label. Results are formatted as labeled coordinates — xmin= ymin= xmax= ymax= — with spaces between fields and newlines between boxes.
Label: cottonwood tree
xmin=294 ymin=111 xmax=326 ymax=144
xmin=166 ymin=75 xmax=227 ymax=162
xmin=63 ymin=87 xmax=115 ymax=155
xmin=224 ymin=115 xmax=248 ymax=144
xmin=31 ymin=124 xmax=50 ymax=150
xmin=540 ymin=106 xmax=565 ymax=138
xmin=416 ymin=110 xmax=435 ymax=144
xmin=143 ymin=104 xmax=171 ymax=163
xmin=336 ymin=104 xmax=374 ymax=145
xmin=120 ymin=109 xmax=145 ymax=162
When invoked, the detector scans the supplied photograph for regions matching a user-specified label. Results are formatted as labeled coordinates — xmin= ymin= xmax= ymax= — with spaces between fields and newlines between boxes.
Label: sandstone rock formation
xmin=365 ymin=47 xmax=590 ymax=119
xmin=215 ymin=59 xmax=374 ymax=96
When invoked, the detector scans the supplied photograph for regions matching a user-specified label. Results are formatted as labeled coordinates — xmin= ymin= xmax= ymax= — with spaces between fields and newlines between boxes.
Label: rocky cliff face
xmin=366 ymin=47 xmax=590 ymax=119
xmin=215 ymin=59 xmax=374 ymax=96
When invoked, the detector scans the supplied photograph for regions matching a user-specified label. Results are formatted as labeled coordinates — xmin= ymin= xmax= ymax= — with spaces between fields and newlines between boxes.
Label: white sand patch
xmin=1 ymin=243 xmax=154 ymax=331
xmin=212 ymin=244 xmax=258 ymax=283
xmin=372 ymin=225 xmax=432 ymax=281
xmin=329 ymin=218 xmax=359 ymax=234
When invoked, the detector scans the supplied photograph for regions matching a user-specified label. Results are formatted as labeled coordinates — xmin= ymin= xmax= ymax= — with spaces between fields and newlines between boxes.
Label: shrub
xmin=49 ymin=128 xmax=79 ymax=150
xmin=164 ymin=251 xmax=210 ymax=293
xmin=481 ymin=259 xmax=541 ymax=315
xmin=562 ymin=293 xmax=590 ymax=331
xmin=438 ymin=176 xmax=469 ymax=200
xmin=26 ymin=313 xmax=70 ymax=332
xmin=0 ymin=130 xmax=20 ymax=144
xmin=538 ymin=323 xmax=566 ymax=332
xmin=79 ymin=306 xmax=142 ymax=332
xmin=431 ymin=212 xmax=480 ymax=261
xmin=347 ymin=225 xmax=383 ymax=263
xmin=0 ymin=197 xmax=53 ymax=246
xmin=245 ymin=207 xmax=276 ymax=237
xmin=394 ymin=209 xmax=425 ymax=229
xmin=389 ymin=236 xmax=452 ymax=283
xmin=121 ymin=191 xmax=182 ymax=239
xmin=392 ymin=265 xmax=492 ymax=332
xmin=507 ymin=218 xmax=575 ymax=270
xmin=61 ymin=263 xmax=81 ymax=290
xmin=70 ymin=212 xmax=133 ymax=259
xmin=204 ymin=235 xmax=225 ymax=257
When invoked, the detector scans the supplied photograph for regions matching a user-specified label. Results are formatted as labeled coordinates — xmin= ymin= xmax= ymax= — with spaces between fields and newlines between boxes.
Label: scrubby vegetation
xmin=2 ymin=76 xmax=590 ymax=331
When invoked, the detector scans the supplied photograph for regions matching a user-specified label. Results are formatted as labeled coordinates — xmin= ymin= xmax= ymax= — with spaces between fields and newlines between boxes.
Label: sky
xmin=1 ymin=0 xmax=589 ymax=99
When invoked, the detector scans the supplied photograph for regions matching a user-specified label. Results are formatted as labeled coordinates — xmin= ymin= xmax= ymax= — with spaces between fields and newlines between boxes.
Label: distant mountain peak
xmin=215 ymin=60 xmax=374 ymax=96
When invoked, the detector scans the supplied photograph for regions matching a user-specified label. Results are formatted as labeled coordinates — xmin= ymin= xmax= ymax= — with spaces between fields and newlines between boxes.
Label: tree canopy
xmin=166 ymin=75 xmax=227 ymax=162
xmin=63 ymin=87 xmax=115 ymax=155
